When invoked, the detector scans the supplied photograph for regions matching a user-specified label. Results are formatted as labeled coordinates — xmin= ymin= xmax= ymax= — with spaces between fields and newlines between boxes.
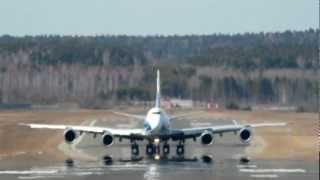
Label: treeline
xmin=0 ymin=29 xmax=317 ymax=68
xmin=0 ymin=29 xmax=318 ymax=110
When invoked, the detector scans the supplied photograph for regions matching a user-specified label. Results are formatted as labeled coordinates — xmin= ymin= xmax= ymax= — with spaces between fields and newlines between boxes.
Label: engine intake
xmin=200 ymin=131 xmax=214 ymax=145
xmin=102 ymin=133 xmax=114 ymax=147
xmin=64 ymin=129 xmax=77 ymax=143
xmin=239 ymin=128 xmax=252 ymax=143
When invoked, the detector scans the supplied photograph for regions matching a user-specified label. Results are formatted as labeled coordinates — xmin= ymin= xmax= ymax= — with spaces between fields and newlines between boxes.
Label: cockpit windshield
xmin=143 ymin=121 xmax=151 ymax=131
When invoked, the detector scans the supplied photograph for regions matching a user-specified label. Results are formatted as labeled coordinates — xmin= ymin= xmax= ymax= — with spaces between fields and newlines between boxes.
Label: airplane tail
xmin=155 ymin=69 xmax=161 ymax=108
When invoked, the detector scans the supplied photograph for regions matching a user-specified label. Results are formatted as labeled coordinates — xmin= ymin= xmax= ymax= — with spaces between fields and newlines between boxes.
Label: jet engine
xmin=239 ymin=128 xmax=252 ymax=143
xmin=102 ymin=133 xmax=114 ymax=147
xmin=64 ymin=129 xmax=77 ymax=143
xmin=200 ymin=131 xmax=214 ymax=145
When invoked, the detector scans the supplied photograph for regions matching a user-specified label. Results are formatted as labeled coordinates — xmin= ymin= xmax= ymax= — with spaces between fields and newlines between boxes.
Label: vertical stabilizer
xmin=155 ymin=70 xmax=161 ymax=108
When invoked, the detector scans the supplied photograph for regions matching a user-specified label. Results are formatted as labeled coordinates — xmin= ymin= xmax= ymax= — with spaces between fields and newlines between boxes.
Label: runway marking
xmin=16 ymin=151 xmax=26 ymax=156
xmin=18 ymin=175 xmax=63 ymax=179
xmin=116 ymin=124 xmax=134 ymax=128
xmin=240 ymin=168 xmax=306 ymax=173
xmin=19 ymin=176 xmax=46 ymax=179
xmin=250 ymin=174 xmax=279 ymax=178
xmin=0 ymin=170 xmax=58 ymax=175
xmin=190 ymin=122 xmax=212 ymax=127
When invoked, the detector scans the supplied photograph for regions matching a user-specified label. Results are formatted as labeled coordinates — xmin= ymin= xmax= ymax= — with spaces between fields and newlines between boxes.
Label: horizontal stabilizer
xmin=110 ymin=111 xmax=145 ymax=120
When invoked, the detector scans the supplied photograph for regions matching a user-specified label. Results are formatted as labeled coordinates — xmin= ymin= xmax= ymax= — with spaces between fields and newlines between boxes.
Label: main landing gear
xmin=131 ymin=143 xmax=139 ymax=156
xmin=130 ymin=140 xmax=185 ymax=156
xmin=163 ymin=143 xmax=170 ymax=155
xmin=176 ymin=142 xmax=184 ymax=156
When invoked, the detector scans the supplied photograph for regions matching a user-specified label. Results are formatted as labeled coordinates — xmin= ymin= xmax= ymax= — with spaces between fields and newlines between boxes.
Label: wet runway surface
xmin=0 ymin=117 xmax=318 ymax=180
xmin=0 ymin=156 xmax=317 ymax=180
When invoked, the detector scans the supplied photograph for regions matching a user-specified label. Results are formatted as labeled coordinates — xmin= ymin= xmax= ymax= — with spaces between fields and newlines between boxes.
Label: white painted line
xmin=240 ymin=169 xmax=306 ymax=173
xmin=19 ymin=176 xmax=44 ymax=179
xmin=0 ymin=170 xmax=58 ymax=175
xmin=18 ymin=176 xmax=60 ymax=179
xmin=116 ymin=124 xmax=134 ymax=128
xmin=190 ymin=122 xmax=212 ymax=127
xmin=16 ymin=152 xmax=26 ymax=156
xmin=250 ymin=174 xmax=279 ymax=178
xmin=73 ymin=172 xmax=94 ymax=176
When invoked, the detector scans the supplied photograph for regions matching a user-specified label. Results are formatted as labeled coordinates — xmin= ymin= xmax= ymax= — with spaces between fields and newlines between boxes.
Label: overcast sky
xmin=0 ymin=0 xmax=317 ymax=36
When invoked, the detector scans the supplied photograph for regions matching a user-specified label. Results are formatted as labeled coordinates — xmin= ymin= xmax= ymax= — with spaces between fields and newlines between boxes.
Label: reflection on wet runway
xmin=101 ymin=154 xmax=213 ymax=165
xmin=0 ymin=154 xmax=316 ymax=180
xmin=0 ymin=154 xmax=216 ymax=180
xmin=65 ymin=154 xmax=214 ymax=167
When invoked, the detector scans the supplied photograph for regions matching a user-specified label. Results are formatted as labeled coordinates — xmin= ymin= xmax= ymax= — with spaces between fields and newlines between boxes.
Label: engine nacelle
xmin=239 ymin=128 xmax=252 ymax=143
xmin=102 ymin=133 xmax=114 ymax=147
xmin=64 ymin=129 xmax=77 ymax=143
xmin=200 ymin=131 xmax=214 ymax=145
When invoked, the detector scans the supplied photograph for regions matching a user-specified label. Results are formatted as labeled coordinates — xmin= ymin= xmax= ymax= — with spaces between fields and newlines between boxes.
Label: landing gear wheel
xmin=146 ymin=144 xmax=156 ymax=156
xmin=176 ymin=144 xmax=184 ymax=155
xmin=163 ymin=144 xmax=170 ymax=155
xmin=131 ymin=144 xmax=139 ymax=156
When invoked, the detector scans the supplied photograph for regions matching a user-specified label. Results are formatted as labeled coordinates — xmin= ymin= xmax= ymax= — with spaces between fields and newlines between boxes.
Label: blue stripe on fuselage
xmin=143 ymin=121 xmax=152 ymax=131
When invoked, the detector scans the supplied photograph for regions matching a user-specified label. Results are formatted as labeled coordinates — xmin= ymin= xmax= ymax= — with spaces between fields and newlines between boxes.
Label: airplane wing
xmin=172 ymin=122 xmax=286 ymax=137
xmin=19 ymin=123 xmax=146 ymax=137
xmin=110 ymin=111 xmax=145 ymax=120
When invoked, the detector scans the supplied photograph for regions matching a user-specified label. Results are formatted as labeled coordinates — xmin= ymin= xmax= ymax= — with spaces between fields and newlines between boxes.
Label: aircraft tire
xmin=131 ymin=144 xmax=139 ymax=156
xmin=146 ymin=144 xmax=156 ymax=156
xmin=176 ymin=144 xmax=184 ymax=155
xmin=163 ymin=144 xmax=170 ymax=155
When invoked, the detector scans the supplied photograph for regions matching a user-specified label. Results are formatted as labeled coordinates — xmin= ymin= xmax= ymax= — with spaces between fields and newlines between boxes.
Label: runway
xmin=0 ymin=111 xmax=318 ymax=180
xmin=0 ymin=158 xmax=317 ymax=180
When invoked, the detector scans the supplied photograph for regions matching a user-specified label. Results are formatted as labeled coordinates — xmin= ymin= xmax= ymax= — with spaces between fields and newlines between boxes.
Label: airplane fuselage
xmin=144 ymin=107 xmax=170 ymax=135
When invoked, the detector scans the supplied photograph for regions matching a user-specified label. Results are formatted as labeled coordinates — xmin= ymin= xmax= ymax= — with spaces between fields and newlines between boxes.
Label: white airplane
xmin=21 ymin=70 xmax=285 ymax=156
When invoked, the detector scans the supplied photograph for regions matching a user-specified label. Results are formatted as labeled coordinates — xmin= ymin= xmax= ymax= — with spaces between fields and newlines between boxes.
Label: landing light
xmin=154 ymin=138 xmax=160 ymax=144
xmin=154 ymin=154 xmax=160 ymax=160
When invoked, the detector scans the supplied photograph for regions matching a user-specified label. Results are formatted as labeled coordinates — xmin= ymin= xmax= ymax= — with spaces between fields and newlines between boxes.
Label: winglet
xmin=170 ymin=111 xmax=203 ymax=120
xmin=232 ymin=120 xmax=239 ymax=126
xmin=18 ymin=123 xmax=29 ymax=127
xmin=110 ymin=111 xmax=145 ymax=120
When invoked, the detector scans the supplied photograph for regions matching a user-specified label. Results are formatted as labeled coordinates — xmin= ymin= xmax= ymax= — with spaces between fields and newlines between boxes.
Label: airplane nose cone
xmin=149 ymin=116 xmax=161 ymax=132
xmin=150 ymin=118 xmax=160 ymax=129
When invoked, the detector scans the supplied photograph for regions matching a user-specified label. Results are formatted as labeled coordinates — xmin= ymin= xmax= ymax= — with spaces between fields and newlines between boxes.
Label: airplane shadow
xmin=64 ymin=154 xmax=215 ymax=167
xmin=103 ymin=154 xmax=214 ymax=166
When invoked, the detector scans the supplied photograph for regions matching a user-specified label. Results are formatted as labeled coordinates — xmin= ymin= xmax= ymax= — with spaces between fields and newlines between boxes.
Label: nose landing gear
xmin=146 ymin=143 xmax=156 ymax=156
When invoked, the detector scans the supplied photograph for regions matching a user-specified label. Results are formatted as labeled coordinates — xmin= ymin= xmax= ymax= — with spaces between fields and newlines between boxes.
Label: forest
xmin=0 ymin=29 xmax=318 ymax=110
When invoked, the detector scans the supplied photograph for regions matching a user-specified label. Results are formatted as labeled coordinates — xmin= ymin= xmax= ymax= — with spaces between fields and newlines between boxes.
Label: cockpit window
xmin=144 ymin=121 xmax=151 ymax=131
xmin=152 ymin=112 xmax=161 ymax=114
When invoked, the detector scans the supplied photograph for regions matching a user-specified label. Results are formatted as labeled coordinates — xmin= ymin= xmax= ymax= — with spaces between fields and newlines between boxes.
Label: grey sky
xmin=0 ymin=0 xmax=317 ymax=36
